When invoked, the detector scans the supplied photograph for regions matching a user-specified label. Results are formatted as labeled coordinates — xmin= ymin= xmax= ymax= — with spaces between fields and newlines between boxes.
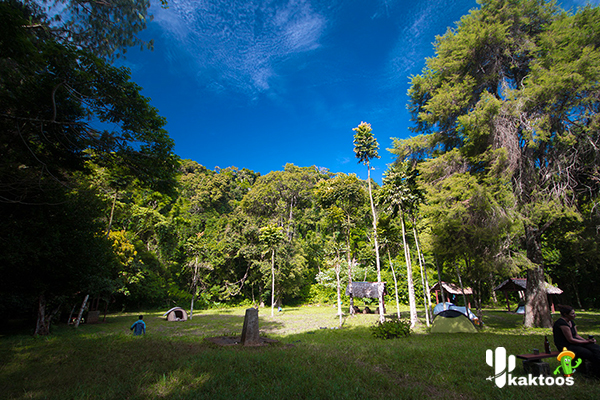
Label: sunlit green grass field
xmin=1 ymin=306 xmax=599 ymax=399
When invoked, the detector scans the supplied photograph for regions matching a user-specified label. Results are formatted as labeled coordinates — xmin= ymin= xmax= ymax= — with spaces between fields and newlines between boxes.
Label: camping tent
xmin=433 ymin=302 xmax=481 ymax=325
xmin=163 ymin=307 xmax=188 ymax=321
xmin=433 ymin=302 xmax=454 ymax=315
xmin=431 ymin=309 xmax=477 ymax=333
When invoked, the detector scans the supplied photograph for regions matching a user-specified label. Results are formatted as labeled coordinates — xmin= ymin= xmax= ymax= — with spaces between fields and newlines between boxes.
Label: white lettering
xmin=528 ymin=375 xmax=538 ymax=385
xmin=518 ymin=377 xmax=528 ymax=386
xmin=508 ymin=374 xmax=518 ymax=386
xmin=538 ymin=375 xmax=545 ymax=386
xmin=555 ymin=377 xmax=565 ymax=385
xmin=544 ymin=377 xmax=554 ymax=385
xmin=566 ymin=377 xmax=575 ymax=386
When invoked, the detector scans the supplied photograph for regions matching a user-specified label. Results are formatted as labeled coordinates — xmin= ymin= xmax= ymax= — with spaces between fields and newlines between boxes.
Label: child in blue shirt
xmin=130 ymin=315 xmax=146 ymax=336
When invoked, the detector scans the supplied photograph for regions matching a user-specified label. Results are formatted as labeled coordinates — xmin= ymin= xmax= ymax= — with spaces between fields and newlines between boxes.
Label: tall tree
xmin=396 ymin=0 xmax=600 ymax=327
xmin=0 ymin=1 xmax=178 ymax=333
xmin=259 ymin=224 xmax=286 ymax=317
xmin=314 ymin=173 xmax=367 ymax=313
xmin=353 ymin=122 xmax=384 ymax=322
xmin=378 ymin=162 xmax=422 ymax=327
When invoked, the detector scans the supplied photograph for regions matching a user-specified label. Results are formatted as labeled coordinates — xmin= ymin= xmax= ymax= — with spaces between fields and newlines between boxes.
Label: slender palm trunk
xmin=271 ymin=249 xmax=275 ymax=317
xmin=335 ymin=261 xmax=343 ymax=327
xmin=387 ymin=249 xmax=401 ymax=319
xmin=366 ymin=162 xmax=384 ymax=322
xmin=346 ymin=215 xmax=354 ymax=315
xmin=400 ymin=213 xmax=418 ymax=327
xmin=413 ymin=225 xmax=430 ymax=327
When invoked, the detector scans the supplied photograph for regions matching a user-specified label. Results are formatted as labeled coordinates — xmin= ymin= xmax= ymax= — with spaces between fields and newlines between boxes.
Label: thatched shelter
xmin=493 ymin=278 xmax=563 ymax=312
xmin=430 ymin=281 xmax=472 ymax=308
xmin=163 ymin=307 xmax=188 ymax=321
xmin=346 ymin=282 xmax=386 ymax=314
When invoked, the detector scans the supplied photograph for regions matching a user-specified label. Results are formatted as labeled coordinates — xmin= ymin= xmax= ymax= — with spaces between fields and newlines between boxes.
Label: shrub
xmin=370 ymin=317 xmax=411 ymax=339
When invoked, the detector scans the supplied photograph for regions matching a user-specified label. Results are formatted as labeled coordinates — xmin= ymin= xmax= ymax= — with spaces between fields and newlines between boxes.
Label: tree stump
xmin=240 ymin=308 xmax=260 ymax=346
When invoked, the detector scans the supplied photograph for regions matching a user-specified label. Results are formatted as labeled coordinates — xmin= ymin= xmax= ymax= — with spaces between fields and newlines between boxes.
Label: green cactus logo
xmin=554 ymin=347 xmax=582 ymax=377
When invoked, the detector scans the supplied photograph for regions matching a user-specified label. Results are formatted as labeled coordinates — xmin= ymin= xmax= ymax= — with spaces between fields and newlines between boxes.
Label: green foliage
xmin=370 ymin=316 xmax=412 ymax=339
xmin=396 ymin=0 xmax=600 ymax=322
xmin=352 ymin=122 xmax=380 ymax=166
xmin=37 ymin=0 xmax=168 ymax=60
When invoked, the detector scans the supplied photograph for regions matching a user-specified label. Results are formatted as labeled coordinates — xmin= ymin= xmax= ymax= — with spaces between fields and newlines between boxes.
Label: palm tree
xmin=353 ymin=122 xmax=384 ymax=322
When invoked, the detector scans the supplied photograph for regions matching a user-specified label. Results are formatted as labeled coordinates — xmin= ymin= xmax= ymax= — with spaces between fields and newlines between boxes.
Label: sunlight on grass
xmin=145 ymin=369 xmax=211 ymax=397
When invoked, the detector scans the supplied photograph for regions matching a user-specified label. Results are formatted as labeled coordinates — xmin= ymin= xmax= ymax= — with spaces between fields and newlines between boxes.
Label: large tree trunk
xmin=34 ymin=293 xmax=61 ymax=336
xmin=523 ymin=226 xmax=552 ymax=328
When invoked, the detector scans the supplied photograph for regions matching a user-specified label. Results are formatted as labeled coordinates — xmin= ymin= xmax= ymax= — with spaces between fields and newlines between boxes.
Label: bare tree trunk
xmin=413 ymin=225 xmax=430 ymax=327
xmin=106 ymin=190 xmax=118 ymax=238
xmin=455 ymin=263 xmax=470 ymax=319
xmin=347 ymin=217 xmax=354 ymax=315
xmin=67 ymin=303 xmax=76 ymax=325
xmin=287 ymin=198 xmax=295 ymax=240
xmin=271 ymin=249 xmax=275 ymax=318
xmin=335 ymin=261 xmax=343 ymax=328
xmin=388 ymin=250 xmax=401 ymax=319
xmin=35 ymin=293 xmax=49 ymax=336
xmin=74 ymin=294 xmax=89 ymax=328
xmin=435 ymin=257 xmax=446 ymax=308
xmin=366 ymin=163 xmax=384 ymax=322
xmin=34 ymin=293 xmax=62 ymax=336
xmin=190 ymin=257 xmax=199 ymax=320
xmin=489 ymin=273 xmax=498 ymax=305
xmin=523 ymin=226 xmax=552 ymax=328
xmin=400 ymin=214 xmax=418 ymax=327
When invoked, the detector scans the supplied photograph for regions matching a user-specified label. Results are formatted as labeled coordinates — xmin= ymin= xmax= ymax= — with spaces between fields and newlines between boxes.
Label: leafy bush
xmin=370 ymin=317 xmax=411 ymax=339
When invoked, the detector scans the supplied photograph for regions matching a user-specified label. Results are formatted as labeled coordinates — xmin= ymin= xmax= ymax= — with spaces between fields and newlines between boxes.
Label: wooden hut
xmin=430 ymin=281 xmax=472 ymax=308
xmin=346 ymin=282 xmax=386 ymax=314
xmin=163 ymin=307 xmax=188 ymax=321
xmin=493 ymin=278 xmax=563 ymax=312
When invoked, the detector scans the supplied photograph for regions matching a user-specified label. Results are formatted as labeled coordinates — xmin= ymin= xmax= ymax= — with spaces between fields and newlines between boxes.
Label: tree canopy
xmin=394 ymin=0 xmax=600 ymax=327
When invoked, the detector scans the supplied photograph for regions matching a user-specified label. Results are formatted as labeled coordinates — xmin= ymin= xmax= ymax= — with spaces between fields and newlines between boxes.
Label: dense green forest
xmin=1 ymin=0 xmax=599 ymax=334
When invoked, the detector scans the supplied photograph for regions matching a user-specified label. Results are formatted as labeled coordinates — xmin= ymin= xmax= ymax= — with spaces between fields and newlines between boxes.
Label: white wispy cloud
xmin=153 ymin=0 xmax=326 ymax=97
xmin=382 ymin=0 xmax=473 ymax=89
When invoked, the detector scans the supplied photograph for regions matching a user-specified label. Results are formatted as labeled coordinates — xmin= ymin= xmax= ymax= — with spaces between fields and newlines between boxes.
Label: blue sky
xmin=118 ymin=0 xmax=597 ymax=183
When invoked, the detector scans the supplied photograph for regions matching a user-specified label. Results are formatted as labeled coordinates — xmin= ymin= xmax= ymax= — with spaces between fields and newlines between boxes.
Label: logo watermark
xmin=486 ymin=347 xmax=575 ymax=387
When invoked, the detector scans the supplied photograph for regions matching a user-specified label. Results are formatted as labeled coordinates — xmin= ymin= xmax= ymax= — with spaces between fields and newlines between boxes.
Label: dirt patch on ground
xmin=204 ymin=335 xmax=280 ymax=347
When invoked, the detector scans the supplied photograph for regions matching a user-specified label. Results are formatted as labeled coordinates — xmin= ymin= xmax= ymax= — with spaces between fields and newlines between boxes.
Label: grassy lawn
xmin=1 ymin=305 xmax=599 ymax=399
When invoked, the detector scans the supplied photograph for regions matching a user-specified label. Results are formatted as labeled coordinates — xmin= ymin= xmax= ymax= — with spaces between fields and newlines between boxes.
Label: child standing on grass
xmin=130 ymin=315 xmax=146 ymax=336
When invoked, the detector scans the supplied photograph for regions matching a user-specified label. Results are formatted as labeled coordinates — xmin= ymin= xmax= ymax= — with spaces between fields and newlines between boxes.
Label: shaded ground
xmin=204 ymin=335 xmax=279 ymax=347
